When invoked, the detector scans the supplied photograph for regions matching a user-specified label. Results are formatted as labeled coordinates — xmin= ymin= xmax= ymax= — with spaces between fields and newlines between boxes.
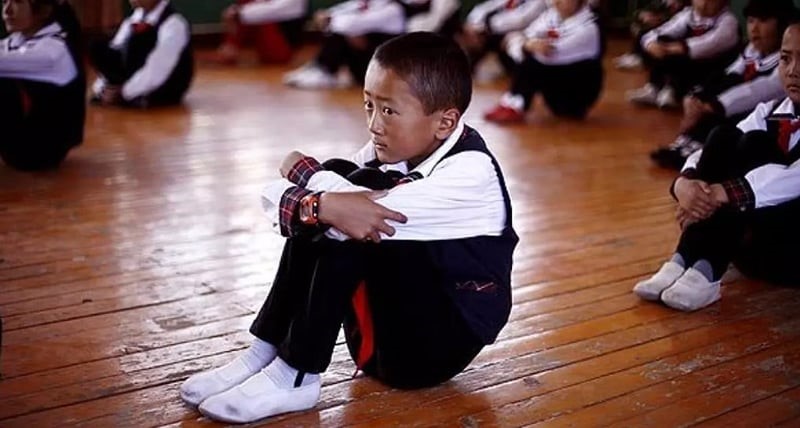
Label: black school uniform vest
xmin=18 ymin=29 xmax=86 ymax=150
xmin=422 ymin=126 xmax=519 ymax=344
xmin=765 ymin=102 xmax=800 ymax=165
xmin=124 ymin=3 xmax=193 ymax=104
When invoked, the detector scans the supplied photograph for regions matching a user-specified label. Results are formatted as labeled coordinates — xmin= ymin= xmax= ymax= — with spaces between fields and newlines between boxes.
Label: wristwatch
xmin=299 ymin=192 xmax=321 ymax=226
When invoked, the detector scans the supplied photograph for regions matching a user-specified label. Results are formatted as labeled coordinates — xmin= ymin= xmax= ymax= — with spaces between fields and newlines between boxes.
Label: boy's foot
xmin=633 ymin=261 xmax=685 ymax=301
xmin=627 ymin=83 xmax=658 ymax=106
xmin=656 ymin=86 xmax=679 ymax=109
xmin=650 ymin=135 xmax=700 ymax=170
xmin=287 ymin=67 xmax=344 ymax=90
xmin=484 ymin=105 xmax=524 ymax=124
xmin=198 ymin=358 xmax=321 ymax=424
xmin=614 ymin=53 xmax=643 ymax=70
xmin=661 ymin=268 xmax=721 ymax=311
xmin=180 ymin=340 xmax=277 ymax=406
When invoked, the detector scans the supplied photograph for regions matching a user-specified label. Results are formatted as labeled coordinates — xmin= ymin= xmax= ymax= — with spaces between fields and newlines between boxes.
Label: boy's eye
xmin=364 ymin=100 xmax=374 ymax=110
xmin=781 ymin=54 xmax=790 ymax=63
xmin=382 ymin=107 xmax=395 ymax=115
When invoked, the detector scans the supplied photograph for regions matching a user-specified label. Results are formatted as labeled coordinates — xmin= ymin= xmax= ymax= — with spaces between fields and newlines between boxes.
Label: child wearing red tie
xmin=90 ymin=0 xmax=194 ymax=107
xmin=633 ymin=21 xmax=800 ymax=312
xmin=627 ymin=0 xmax=739 ymax=109
xmin=650 ymin=0 xmax=795 ymax=170
xmin=483 ymin=0 xmax=603 ymax=123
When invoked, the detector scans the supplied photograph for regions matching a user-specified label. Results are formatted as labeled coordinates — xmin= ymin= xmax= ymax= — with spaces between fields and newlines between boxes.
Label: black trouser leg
xmin=344 ymin=33 xmax=393 ymax=84
xmin=90 ymin=40 xmax=128 ymax=85
xmin=250 ymin=238 xmax=368 ymax=374
xmin=540 ymin=60 xmax=603 ymax=119
xmin=314 ymin=33 xmax=349 ymax=75
xmin=508 ymin=56 xmax=545 ymax=111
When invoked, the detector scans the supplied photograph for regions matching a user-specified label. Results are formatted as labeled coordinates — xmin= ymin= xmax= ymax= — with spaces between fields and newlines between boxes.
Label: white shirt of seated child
xmin=466 ymin=0 xmax=547 ymax=35
xmin=506 ymin=4 xmax=600 ymax=66
xmin=683 ymin=98 xmax=800 ymax=209
xmin=91 ymin=0 xmax=190 ymax=101
xmin=327 ymin=0 xmax=407 ymax=37
xmin=717 ymin=44 xmax=783 ymax=117
xmin=261 ymin=120 xmax=508 ymax=241
xmin=406 ymin=0 xmax=460 ymax=33
xmin=239 ymin=0 xmax=308 ymax=25
xmin=0 ymin=22 xmax=77 ymax=86
xmin=640 ymin=6 xmax=739 ymax=60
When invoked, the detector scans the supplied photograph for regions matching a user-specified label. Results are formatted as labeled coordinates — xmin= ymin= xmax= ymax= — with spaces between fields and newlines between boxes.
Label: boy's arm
xmin=121 ymin=14 xmax=190 ymax=101
xmin=406 ymin=0 xmax=460 ymax=33
xmin=684 ymin=13 xmax=739 ymax=60
xmin=239 ymin=0 xmax=308 ymax=24
xmin=641 ymin=7 xmax=689 ymax=48
xmin=329 ymin=0 xmax=405 ymax=36
xmin=716 ymin=69 xmax=784 ymax=118
xmin=538 ymin=18 xmax=600 ymax=65
xmin=466 ymin=0 xmax=506 ymax=30
xmin=109 ymin=17 xmax=133 ymax=49
xmin=0 ymin=37 xmax=71 ymax=79
xmin=487 ymin=0 xmax=547 ymax=34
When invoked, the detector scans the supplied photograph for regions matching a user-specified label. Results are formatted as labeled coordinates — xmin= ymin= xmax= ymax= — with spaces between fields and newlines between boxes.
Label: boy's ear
xmin=434 ymin=108 xmax=461 ymax=140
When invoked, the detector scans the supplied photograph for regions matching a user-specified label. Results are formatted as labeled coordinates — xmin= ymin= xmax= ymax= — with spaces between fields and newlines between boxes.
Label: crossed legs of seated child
xmin=634 ymin=125 xmax=800 ymax=311
xmin=180 ymin=164 xmax=483 ymax=423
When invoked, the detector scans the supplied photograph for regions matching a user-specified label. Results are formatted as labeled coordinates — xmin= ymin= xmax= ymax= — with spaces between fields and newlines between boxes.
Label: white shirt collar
xmin=773 ymin=97 xmax=797 ymax=116
xmin=7 ymin=22 xmax=63 ymax=48
xmin=131 ymin=0 xmax=170 ymax=25
xmin=408 ymin=120 xmax=466 ymax=177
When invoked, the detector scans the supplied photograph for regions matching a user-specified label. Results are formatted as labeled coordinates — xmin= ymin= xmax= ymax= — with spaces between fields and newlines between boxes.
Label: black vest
xmin=423 ymin=126 xmax=519 ymax=344
xmin=123 ymin=4 xmax=193 ymax=105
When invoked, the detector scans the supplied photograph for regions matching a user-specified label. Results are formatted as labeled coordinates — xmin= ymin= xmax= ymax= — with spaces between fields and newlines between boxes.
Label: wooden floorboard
xmin=2 ymin=39 xmax=800 ymax=426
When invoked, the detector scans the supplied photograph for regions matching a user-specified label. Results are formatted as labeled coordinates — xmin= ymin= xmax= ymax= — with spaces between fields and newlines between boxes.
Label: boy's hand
xmin=676 ymin=206 xmax=698 ymax=230
xmin=222 ymin=5 xmax=241 ymax=24
xmin=674 ymin=177 xmax=719 ymax=220
xmin=709 ymin=183 xmax=730 ymax=205
xmin=524 ymin=39 xmax=554 ymax=57
xmin=645 ymin=42 xmax=667 ymax=59
xmin=312 ymin=11 xmax=331 ymax=31
xmin=100 ymin=85 xmax=122 ymax=105
xmin=665 ymin=42 xmax=686 ymax=56
xmin=318 ymin=191 xmax=408 ymax=242
xmin=279 ymin=151 xmax=307 ymax=178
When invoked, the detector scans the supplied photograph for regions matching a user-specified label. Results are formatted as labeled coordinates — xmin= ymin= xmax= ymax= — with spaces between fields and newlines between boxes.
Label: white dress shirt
xmin=466 ymin=0 xmax=547 ymax=35
xmin=506 ymin=5 xmax=600 ymax=66
xmin=717 ymin=44 xmax=783 ymax=117
xmin=684 ymin=98 xmax=800 ymax=208
xmin=406 ymin=0 xmax=460 ymax=33
xmin=261 ymin=121 xmax=507 ymax=241
xmin=641 ymin=6 xmax=739 ymax=60
xmin=0 ymin=22 xmax=77 ymax=86
xmin=327 ymin=0 xmax=407 ymax=36
xmin=91 ymin=0 xmax=190 ymax=100
xmin=239 ymin=0 xmax=308 ymax=25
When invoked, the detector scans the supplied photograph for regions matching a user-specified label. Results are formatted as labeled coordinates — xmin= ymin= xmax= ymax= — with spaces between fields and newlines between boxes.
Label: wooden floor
xmin=2 ymin=40 xmax=800 ymax=427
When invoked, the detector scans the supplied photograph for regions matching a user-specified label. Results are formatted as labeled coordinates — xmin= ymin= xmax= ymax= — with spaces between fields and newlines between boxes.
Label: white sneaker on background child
xmin=198 ymin=357 xmax=321 ymax=424
xmin=614 ymin=53 xmax=643 ymax=70
xmin=661 ymin=267 xmax=721 ymax=311
xmin=633 ymin=261 xmax=686 ymax=301
xmin=656 ymin=86 xmax=679 ymax=109
xmin=627 ymin=83 xmax=658 ymax=106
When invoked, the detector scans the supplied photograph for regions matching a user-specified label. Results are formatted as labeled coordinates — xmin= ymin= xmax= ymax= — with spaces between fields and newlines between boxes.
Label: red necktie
xmin=132 ymin=22 xmax=153 ymax=34
xmin=743 ymin=60 xmax=757 ymax=81
xmin=505 ymin=0 xmax=518 ymax=9
xmin=547 ymin=27 xmax=560 ymax=40
xmin=690 ymin=26 xmax=708 ymax=37
xmin=351 ymin=281 xmax=374 ymax=372
xmin=359 ymin=0 xmax=369 ymax=11
xmin=777 ymin=119 xmax=800 ymax=153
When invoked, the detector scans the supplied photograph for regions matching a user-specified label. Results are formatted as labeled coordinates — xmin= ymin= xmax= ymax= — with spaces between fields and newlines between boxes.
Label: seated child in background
xmin=651 ymin=0 xmax=794 ymax=170
xmin=90 ymin=0 xmax=194 ymax=108
xmin=633 ymin=21 xmax=800 ymax=312
xmin=627 ymin=0 xmax=740 ymax=110
xmin=283 ymin=0 xmax=460 ymax=89
xmin=458 ymin=0 xmax=548 ymax=78
xmin=213 ymin=0 xmax=309 ymax=65
xmin=0 ymin=0 xmax=85 ymax=171
xmin=615 ymin=0 xmax=688 ymax=70
xmin=180 ymin=32 xmax=518 ymax=424
xmin=483 ymin=0 xmax=603 ymax=124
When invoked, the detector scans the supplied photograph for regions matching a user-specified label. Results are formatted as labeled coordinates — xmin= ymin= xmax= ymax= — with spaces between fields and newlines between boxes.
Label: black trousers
xmin=314 ymin=32 xmax=394 ymax=84
xmin=641 ymin=36 xmax=738 ymax=98
xmin=466 ymin=33 xmax=517 ymax=75
xmin=249 ymin=165 xmax=483 ymax=389
xmin=509 ymin=56 xmax=603 ymax=119
xmin=89 ymin=42 xmax=188 ymax=107
xmin=0 ymin=79 xmax=73 ymax=171
xmin=675 ymin=125 xmax=800 ymax=284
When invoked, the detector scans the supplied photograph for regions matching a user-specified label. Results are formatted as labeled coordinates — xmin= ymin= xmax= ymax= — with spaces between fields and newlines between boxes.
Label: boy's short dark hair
xmin=744 ymin=0 xmax=797 ymax=30
xmin=372 ymin=32 xmax=472 ymax=115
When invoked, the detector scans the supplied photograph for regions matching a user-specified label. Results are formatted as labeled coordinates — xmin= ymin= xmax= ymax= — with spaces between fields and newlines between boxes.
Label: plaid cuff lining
xmin=279 ymin=186 xmax=313 ymax=237
xmin=721 ymin=178 xmax=755 ymax=212
xmin=287 ymin=157 xmax=323 ymax=187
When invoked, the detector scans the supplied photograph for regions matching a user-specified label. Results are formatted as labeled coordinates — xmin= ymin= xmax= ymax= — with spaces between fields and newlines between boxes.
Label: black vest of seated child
xmin=124 ymin=4 xmax=193 ymax=104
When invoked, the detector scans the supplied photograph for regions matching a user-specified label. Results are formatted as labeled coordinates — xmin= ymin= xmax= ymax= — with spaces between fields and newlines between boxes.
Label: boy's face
xmin=363 ymin=62 xmax=456 ymax=167
xmin=130 ymin=0 xmax=160 ymax=11
xmin=692 ymin=0 xmax=725 ymax=18
xmin=2 ymin=0 xmax=34 ymax=33
xmin=780 ymin=25 xmax=800 ymax=104
xmin=552 ymin=0 xmax=582 ymax=18
xmin=747 ymin=17 xmax=781 ymax=56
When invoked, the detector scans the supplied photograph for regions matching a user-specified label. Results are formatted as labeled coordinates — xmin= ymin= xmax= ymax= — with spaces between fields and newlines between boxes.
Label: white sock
xmin=198 ymin=357 xmax=321 ymax=424
xmin=180 ymin=338 xmax=277 ymax=406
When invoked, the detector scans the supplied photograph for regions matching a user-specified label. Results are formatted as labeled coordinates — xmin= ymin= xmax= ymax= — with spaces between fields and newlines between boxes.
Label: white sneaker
xmin=614 ymin=53 xmax=643 ymax=70
xmin=281 ymin=63 xmax=315 ymax=86
xmin=198 ymin=359 xmax=321 ymax=424
xmin=627 ymin=84 xmax=658 ymax=106
xmin=633 ymin=261 xmax=686 ymax=301
xmin=180 ymin=356 xmax=261 ymax=407
xmin=661 ymin=267 xmax=721 ymax=311
xmin=656 ymin=86 xmax=679 ymax=109
xmin=290 ymin=67 xmax=342 ymax=90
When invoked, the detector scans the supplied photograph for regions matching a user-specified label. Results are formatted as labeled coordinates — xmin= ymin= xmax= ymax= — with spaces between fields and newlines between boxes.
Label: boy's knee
xmin=705 ymin=124 xmax=743 ymax=148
